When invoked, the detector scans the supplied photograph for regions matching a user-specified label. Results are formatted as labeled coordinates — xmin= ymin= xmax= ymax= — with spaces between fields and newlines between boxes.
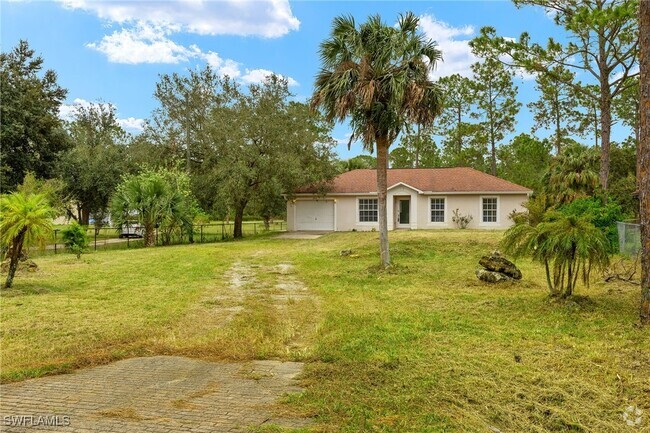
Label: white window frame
xmin=357 ymin=197 xmax=379 ymax=224
xmin=480 ymin=196 xmax=499 ymax=225
xmin=428 ymin=196 xmax=447 ymax=224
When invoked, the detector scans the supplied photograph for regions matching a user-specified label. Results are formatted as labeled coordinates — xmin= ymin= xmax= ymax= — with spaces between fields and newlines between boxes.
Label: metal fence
xmin=617 ymin=221 xmax=641 ymax=256
xmin=41 ymin=221 xmax=285 ymax=256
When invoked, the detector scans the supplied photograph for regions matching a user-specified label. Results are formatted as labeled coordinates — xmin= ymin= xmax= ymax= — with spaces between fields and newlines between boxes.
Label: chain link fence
xmin=38 ymin=221 xmax=285 ymax=256
xmin=617 ymin=221 xmax=641 ymax=256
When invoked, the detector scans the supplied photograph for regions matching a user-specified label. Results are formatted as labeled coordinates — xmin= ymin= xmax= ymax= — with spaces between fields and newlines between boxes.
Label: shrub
xmin=452 ymin=209 xmax=473 ymax=229
xmin=61 ymin=222 xmax=89 ymax=259
xmin=509 ymin=193 xmax=551 ymax=226
xmin=194 ymin=212 xmax=211 ymax=225
xmin=559 ymin=197 xmax=624 ymax=253
xmin=609 ymin=174 xmax=639 ymax=219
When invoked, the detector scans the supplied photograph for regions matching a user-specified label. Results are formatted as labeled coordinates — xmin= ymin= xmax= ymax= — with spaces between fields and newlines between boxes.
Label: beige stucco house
xmin=286 ymin=167 xmax=532 ymax=231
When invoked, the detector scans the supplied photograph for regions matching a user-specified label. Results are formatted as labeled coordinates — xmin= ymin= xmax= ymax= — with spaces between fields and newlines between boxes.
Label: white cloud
xmin=419 ymin=15 xmax=536 ymax=81
xmin=241 ymin=68 xmax=299 ymax=87
xmin=59 ymin=0 xmax=300 ymax=38
xmin=58 ymin=98 xmax=145 ymax=133
xmin=117 ymin=117 xmax=145 ymax=132
xmin=87 ymin=23 xmax=197 ymax=64
xmin=202 ymin=51 xmax=241 ymax=78
xmin=83 ymin=18 xmax=297 ymax=86
xmin=418 ymin=14 xmax=477 ymax=79
xmin=58 ymin=98 xmax=84 ymax=121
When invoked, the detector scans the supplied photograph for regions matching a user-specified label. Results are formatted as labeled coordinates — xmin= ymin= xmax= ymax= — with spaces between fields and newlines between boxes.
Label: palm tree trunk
xmin=144 ymin=222 xmax=156 ymax=247
xmin=565 ymin=260 xmax=574 ymax=298
xmin=456 ymin=106 xmax=462 ymax=156
xmin=4 ymin=228 xmax=27 ymax=289
xmin=415 ymin=124 xmax=420 ymax=168
xmin=544 ymin=260 xmax=556 ymax=295
xmin=639 ymin=0 xmax=650 ymax=325
xmin=376 ymin=136 xmax=391 ymax=268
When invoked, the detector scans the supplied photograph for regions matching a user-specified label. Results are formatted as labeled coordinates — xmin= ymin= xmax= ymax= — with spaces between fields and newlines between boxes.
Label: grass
xmin=1 ymin=230 xmax=648 ymax=432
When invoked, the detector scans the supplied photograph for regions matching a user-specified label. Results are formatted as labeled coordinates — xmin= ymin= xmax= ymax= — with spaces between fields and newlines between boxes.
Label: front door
xmin=397 ymin=199 xmax=410 ymax=227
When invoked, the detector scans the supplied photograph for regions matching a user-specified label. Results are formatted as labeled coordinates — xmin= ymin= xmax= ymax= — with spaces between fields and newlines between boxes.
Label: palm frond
xmin=0 ymin=192 xmax=54 ymax=250
xmin=312 ymin=12 xmax=443 ymax=151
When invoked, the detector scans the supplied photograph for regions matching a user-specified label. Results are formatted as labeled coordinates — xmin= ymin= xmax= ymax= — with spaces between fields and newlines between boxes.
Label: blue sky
xmin=1 ymin=0 xmax=631 ymax=159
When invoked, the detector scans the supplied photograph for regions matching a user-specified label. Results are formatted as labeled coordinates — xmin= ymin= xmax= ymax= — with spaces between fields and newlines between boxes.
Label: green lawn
xmin=1 ymin=230 xmax=648 ymax=432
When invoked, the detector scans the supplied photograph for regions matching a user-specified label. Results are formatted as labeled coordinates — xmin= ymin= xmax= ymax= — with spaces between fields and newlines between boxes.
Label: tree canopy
xmin=207 ymin=75 xmax=337 ymax=238
xmin=0 ymin=40 xmax=68 ymax=192
xmin=471 ymin=0 xmax=639 ymax=190
xmin=59 ymin=102 xmax=131 ymax=225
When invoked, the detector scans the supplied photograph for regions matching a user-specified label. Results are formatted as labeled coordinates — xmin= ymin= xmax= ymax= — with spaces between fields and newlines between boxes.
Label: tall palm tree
xmin=312 ymin=13 xmax=443 ymax=267
xmin=0 ymin=192 xmax=54 ymax=288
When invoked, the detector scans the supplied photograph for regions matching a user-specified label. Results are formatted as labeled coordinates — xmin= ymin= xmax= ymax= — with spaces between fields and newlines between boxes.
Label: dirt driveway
xmin=0 ymin=259 xmax=315 ymax=432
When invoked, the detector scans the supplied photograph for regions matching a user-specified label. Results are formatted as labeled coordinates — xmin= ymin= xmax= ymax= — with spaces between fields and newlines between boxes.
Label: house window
xmin=430 ymin=198 xmax=445 ymax=222
xmin=358 ymin=198 xmax=378 ymax=222
xmin=482 ymin=197 xmax=498 ymax=223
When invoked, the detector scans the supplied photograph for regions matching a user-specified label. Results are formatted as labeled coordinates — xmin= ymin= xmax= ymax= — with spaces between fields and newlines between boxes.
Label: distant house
xmin=286 ymin=167 xmax=532 ymax=231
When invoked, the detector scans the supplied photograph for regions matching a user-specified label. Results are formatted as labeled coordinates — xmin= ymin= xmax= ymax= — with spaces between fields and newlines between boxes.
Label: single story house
xmin=286 ymin=167 xmax=532 ymax=231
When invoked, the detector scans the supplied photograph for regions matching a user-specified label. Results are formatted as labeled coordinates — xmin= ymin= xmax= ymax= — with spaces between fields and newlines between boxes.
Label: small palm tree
xmin=0 ymin=192 xmax=54 ymax=288
xmin=312 ymin=13 xmax=443 ymax=268
xmin=502 ymin=211 xmax=609 ymax=298
xmin=111 ymin=169 xmax=193 ymax=247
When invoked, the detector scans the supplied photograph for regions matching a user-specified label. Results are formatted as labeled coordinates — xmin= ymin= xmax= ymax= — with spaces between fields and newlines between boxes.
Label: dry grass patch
xmin=0 ymin=238 xmax=319 ymax=382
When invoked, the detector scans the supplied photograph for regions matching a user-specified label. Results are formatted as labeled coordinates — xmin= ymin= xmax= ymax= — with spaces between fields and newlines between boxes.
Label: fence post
xmin=54 ymin=229 xmax=58 ymax=254
xmin=254 ymin=223 xmax=257 ymax=235
xmin=222 ymin=222 xmax=225 ymax=240
xmin=94 ymin=228 xmax=97 ymax=251
xmin=200 ymin=225 xmax=204 ymax=243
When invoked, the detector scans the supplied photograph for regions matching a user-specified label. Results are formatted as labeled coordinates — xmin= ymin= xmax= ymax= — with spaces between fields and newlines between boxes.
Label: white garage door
xmin=295 ymin=200 xmax=335 ymax=231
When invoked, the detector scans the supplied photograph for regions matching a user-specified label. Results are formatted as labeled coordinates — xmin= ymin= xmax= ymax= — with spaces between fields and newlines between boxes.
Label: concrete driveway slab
xmin=0 ymin=356 xmax=310 ymax=433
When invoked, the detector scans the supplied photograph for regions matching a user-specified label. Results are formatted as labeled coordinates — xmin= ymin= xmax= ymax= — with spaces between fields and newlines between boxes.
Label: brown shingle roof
xmin=297 ymin=167 xmax=532 ymax=194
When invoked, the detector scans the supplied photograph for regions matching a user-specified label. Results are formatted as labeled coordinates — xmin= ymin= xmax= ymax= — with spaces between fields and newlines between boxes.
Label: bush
xmin=609 ymin=174 xmax=639 ymax=218
xmin=61 ymin=223 xmax=89 ymax=259
xmin=452 ymin=209 xmax=473 ymax=229
xmin=559 ymin=197 xmax=624 ymax=253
